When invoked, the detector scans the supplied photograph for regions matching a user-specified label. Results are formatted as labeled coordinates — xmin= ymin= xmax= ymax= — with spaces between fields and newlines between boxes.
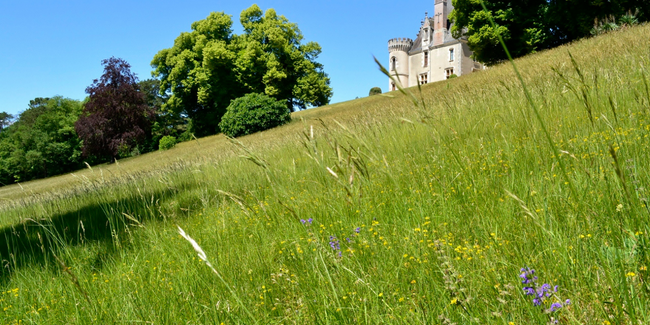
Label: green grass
xmin=1 ymin=24 xmax=650 ymax=324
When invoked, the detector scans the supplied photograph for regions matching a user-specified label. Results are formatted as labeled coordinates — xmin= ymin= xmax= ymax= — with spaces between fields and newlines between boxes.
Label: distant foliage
xmin=591 ymin=11 xmax=639 ymax=35
xmin=219 ymin=93 xmax=291 ymax=138
xmin=448 ymin=74 xmax=458 ymax=79
xmin=0 ymin=112 xmax=12 ymax=132
xmin=138 ymin=79 xmax=187 ymax=152
xmin=369 ymin=87 xmax=382 ymax=96
xmin=0 ymin=97 xmax=83 ymax=184
xmin=151 ymin=5 xmax=332 ymax=137
xmin=159 ymin=136 xmax=177 ymax=151
xmin=75 ymin=58 xmax=154 ymax=162
xmin=450 ymin=0 xmax=650 ymax=65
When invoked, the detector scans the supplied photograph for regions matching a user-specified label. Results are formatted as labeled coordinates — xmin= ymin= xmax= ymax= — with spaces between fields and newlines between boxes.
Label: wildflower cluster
xmin=300 ymin=218 xmax=313 ymax=225
xmin=520 ymin=267 xmax=570 ymax=318
xmin=329 ymin=236 xmax=341 ymax=257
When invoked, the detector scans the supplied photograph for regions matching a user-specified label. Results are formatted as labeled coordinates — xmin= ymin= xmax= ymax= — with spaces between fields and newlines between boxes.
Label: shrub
xmin=159 ymin=135 xmax=177 ymax=151
xmin=219 ymin=93 xmax=291 ymax=138
xmin=369 ymin=87 xmax=382 ymax=96
xmin=447 ymin=74 xmax=458 ymax=79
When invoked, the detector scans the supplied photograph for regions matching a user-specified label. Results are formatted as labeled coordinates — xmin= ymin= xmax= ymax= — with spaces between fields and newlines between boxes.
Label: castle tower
xmin=388 ymin=38 xmax=413 ymax=91
xmin=420 ymin=12 xmax=432 ymax=49
xmin=433 ymin=0 xmax=451 ymax=46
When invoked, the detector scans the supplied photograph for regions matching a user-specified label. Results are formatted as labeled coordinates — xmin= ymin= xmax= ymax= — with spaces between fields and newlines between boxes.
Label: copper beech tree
xmin=75 ymin=57 xmax=154 ymax=162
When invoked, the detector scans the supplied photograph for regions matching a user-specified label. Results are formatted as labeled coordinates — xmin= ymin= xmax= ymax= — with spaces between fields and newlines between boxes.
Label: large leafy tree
xmin=75 ymin=57 xmax=154 ymax=162
xmin=0 ymin=97 xmax=83 ymax=184
xmin=152 ymin=5 xmax=332 ymax=137
xmin=450 ymin=0 xmax=550 ymax=65
xmin=450 ymin=0 xmax=649 ymax=64
xmin=547 ymin=0 xmax=650 ymax=45
xmin=138 ymin=78 xmax=187 ymax=151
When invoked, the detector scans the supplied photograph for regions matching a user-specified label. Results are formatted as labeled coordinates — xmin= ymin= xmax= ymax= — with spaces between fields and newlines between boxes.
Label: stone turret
xmin=388 ymin=38 xmax=413 ymax=90
xmin=421 ymin=12 xmax=433 ymax=49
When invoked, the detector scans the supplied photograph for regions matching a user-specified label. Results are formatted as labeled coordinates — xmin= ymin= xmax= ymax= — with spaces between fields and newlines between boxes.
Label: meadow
xmin=0 ymin=24 xmax=650 ymax=324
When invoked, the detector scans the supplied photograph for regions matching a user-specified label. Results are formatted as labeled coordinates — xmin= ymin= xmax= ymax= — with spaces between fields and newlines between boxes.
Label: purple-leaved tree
xmin=75 ymin=57 xmax=154 ymax=162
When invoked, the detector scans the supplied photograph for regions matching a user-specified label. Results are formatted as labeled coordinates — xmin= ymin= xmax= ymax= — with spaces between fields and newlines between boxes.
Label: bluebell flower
xmin=549 ymin=303 xmax=563 ymax=312
xmin=329 ymin=236 xmax=340 ymax=252
xmin=519 ymin=266 xmax=571 ymax=316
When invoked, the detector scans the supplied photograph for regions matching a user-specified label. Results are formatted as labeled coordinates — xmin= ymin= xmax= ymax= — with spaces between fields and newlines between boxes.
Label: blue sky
xmin=0 ymin=0 xmax=435 ymax=116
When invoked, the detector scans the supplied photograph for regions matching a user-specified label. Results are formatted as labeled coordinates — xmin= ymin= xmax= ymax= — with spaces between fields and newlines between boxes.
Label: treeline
xmin=0 ymin=97 xmax=85 ymax=184
xmin=451 ymin=0 xmax=650 ymax=65
xmin=0 ymin=80 xmax=185 ymax=185
xmin=0 ymin=4 xmax=332 ymax=186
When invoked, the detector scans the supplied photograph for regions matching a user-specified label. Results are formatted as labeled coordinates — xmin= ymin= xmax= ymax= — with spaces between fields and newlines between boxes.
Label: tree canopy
xmin=450 ymin=0 xmax=649 ymax=65
xmin=0 ymin=112 xmax=12 ymax=131
xmin=0 ymin=97 xmax=83 ymax=184
xmin=152 ymin=4 xmax=332 ymax=137
xmin=75 ymin=57 xmax=154 ymax=161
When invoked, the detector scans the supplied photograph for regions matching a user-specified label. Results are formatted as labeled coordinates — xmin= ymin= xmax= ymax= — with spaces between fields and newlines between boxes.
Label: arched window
xmin=390 ymin=57 xmax=397 ymax=71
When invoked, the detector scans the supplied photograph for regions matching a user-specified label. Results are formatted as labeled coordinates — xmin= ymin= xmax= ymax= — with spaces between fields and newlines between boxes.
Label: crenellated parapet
xmin=388 ymin=38 xmax=413 ymax=52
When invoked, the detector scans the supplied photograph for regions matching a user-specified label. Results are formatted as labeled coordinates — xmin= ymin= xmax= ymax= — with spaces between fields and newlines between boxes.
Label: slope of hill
xmin=1 ymin=24 xmax=649 ymax=324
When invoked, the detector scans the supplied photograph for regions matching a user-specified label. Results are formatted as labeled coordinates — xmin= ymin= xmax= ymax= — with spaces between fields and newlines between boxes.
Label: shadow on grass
xmin=0 ymin=185 xmax=203 ymax=284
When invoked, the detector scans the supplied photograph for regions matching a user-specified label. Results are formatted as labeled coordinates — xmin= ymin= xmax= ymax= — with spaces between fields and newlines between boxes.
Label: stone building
xmin=388 ymin=0 xmax=483 ymax=90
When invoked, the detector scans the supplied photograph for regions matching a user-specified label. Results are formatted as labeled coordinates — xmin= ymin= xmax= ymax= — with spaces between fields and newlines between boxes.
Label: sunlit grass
xmin=0 ymin=24 xmax=649 ymax=324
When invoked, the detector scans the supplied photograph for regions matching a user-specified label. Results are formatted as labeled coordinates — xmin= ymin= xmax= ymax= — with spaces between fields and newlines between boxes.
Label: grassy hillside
xmin=1 ymin=24 xmax=650 ymax=324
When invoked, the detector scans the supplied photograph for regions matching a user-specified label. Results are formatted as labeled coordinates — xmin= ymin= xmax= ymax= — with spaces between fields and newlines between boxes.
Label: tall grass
xmin=0 ymin=24 xmax=649 ymax=324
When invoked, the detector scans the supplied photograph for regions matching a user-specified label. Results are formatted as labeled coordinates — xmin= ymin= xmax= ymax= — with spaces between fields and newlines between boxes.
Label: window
xmin=390 ymin=57 xmax=397 ymax=71
xmin=445 ymin=68 xmax=454 ymax=79
xmin=449 ymin=48 xmax=455 ymax=62
xmin=423 ymin=51 xmax=429 ymax=67
xmin=419 ymin=73 xmax=428 ymax=85
xmin=391 ymin=82 xmax=396 ymax=91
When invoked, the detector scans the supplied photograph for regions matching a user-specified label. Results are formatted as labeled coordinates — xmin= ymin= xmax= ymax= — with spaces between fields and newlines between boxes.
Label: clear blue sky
xmin=0 ymin=0 xmax=435 ymax=116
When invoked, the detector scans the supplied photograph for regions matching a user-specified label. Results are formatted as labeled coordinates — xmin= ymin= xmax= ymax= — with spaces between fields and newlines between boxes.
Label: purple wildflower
xmin=355 ymin=227 xmax=361 ymax=233
xmin=520 ymin=267 xmax=571 ymax=315
xmin=548 ymin=303 xmax=563 ymax=312
xmin=329 ymin=236 xmax=341 ymax=257
xmin=520 ymin=267 xmax=537 ymax=284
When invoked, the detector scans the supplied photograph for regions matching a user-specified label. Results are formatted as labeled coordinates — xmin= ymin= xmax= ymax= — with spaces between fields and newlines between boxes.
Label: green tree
xmin=369 ymin=87 xmax=382 ymax=96
xmin=450 ymin=0 xmax=649 ymax=64
xmin=0 ymin=112 xmax=13 ymax=131
xmin=450 ymin=0 xmax=549 ymax=65
xmin=152 ymin=4 xmax=332 ymax=137
xmin=547 ymin=0 xmax=649 ymax=45
xmin=138 ymin=79 xmax=186 ymax=151
xmin=0 ymin=97 xmax=83 ymax=185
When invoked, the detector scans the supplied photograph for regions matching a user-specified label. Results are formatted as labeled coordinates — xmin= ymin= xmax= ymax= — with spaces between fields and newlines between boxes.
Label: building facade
xmin=388 ymin=0 xmax=483 ymax=91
